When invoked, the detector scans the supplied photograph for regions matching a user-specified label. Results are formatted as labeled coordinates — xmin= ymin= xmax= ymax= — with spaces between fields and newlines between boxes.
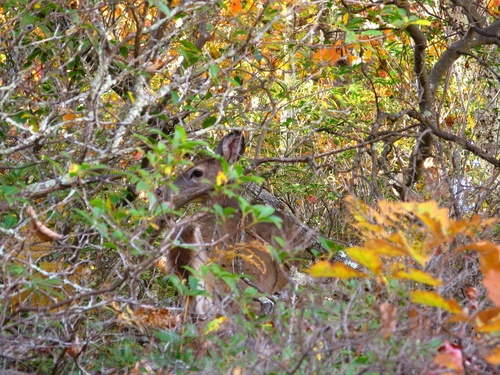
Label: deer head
xmin=168 ymin=131 xmax=245 ymax=206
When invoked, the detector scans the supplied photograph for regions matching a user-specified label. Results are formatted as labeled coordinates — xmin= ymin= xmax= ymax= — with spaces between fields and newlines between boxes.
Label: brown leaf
xmin=409 ymin=308 xmax=431 ymax=339
xmin=135 ymin=306 xmax=181 ymax=329
xmin=379 ymin=302 xmax=397 ymax=339
xmin=465 ymin=287 xmax=479 ymax=311
xmin=26 ymin=206 xmax=63 ymax=242
xmin=155 ymin=257 xmax=169 ymax=274
xmin=65 ymin=336 xmax=82 ymax=359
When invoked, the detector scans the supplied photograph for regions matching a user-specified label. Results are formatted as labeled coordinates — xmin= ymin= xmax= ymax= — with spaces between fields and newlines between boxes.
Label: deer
xmin=161 ymin=131 xmax=326 ymax=318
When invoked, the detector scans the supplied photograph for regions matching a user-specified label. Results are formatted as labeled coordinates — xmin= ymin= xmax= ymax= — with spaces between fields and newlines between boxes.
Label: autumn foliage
xmin=309 ymin=198 xmax=500 ymax=372
xmin=1 ymin=0 xmax=500 ymax=373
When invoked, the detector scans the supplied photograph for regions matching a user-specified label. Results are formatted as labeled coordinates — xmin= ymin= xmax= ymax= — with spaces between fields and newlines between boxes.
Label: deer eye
xmin=191 ymin=169 xmax=203 ymax=178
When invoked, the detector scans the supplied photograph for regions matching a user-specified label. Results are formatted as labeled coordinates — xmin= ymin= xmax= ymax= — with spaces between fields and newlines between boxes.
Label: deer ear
xmin=216 ymin=131 xmax=245 ymax=163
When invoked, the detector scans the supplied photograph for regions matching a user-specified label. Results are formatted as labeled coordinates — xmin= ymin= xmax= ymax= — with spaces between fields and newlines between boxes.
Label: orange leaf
xmin=485 ymin=347 xmax=500 ymax=365
xmin=457 ymin=241 xmax=500 ymax=274
xmin=483 ymin=270 xmax=500 ymax=306
xmin=312 ymin=41 xmax=347 ymax=66
xmin=457 ymin=240 xmax=500 ymax=254
xmin=306 ymin=261 xmax=368 ymax=279
xmin=62 ymin=112 xmax=77 ymax=123
xmin=446 ymin=311 xmax=471 ymax=324
xmin=229 ymin=0 xmax=242 ymax=15
xmin=410 ymin=290 xmax=462 ymax=314
xmin=488 ymin=0 xmax=500 ymax=17
xmin=476 ymin=307 xmax=500 ymax=333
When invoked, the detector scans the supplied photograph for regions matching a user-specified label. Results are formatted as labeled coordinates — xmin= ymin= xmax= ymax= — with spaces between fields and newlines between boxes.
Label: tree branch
xmin=407 ymin=110 xmax=500 ymax=169
xmin=429 ymin=19 xmax=500 ymax=91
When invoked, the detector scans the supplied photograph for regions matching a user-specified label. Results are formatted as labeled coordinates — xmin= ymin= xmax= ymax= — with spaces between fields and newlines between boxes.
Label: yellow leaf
xmin=313 ymin=340 xmax=324 ymax=361
xmin=68 ymin=163 xmax=79 ymax=177
xmin=216 ymin=171 xmax=227 ymax=186
xmin=345 ymin=246 xmax=383 ymax=274
xmin=411 ymin=291 xmax=462 ymax=314
xmin=402 ymin=201 xmax=450 ymax=237
xmin=366 ymin=238 xmax=407 ymax=257
xmin=127 ymin=91 xmax=135 ymax=104
xmin=306 ymin=261 xmax=368 ymax=279
xmin=393 ymin=269 xmax=442 ymax=286
xmin=388 ymin=232 xmax=429 ymax=266
xmin=204 ymin=316 xmax=228 ymax=334
xmin=363 ymin=48 xmax=373 ymax=62
xmin=163 ymin=165 xmax=173 ymax=176
xmin=414 ymin=203 xmax=443 ymax=230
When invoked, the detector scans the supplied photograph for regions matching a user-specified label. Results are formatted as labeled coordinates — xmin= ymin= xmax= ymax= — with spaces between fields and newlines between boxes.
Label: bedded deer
xmin=162 ymin=131 xmax=323 ymax=317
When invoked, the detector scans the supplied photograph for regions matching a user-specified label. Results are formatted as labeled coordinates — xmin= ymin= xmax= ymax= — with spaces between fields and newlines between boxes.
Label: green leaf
xmin=171 ymin=90 xmax=180 ymax=104
xmin=2 ymin=214 xmax=18 ymax=229
xmin=155 ymin=330 xmax=182 ymax=344
xmin=203 ymin=116 xmax=217 ymax=128
xmin=209 ymin=64 xmax=219 ymax=80
xmin=361 ymin=29 xmax=384 ymax=36
xmin=0 ymin=185 xmax=21 ymax=200
xmin=148 ymin=0 xmax=171 ymax=16
xmin=178 ymin=41 xmax=201 ymax=66
xmin=318 ymin=237 xmax=344 ymax=253
xmin=136 ymin=180 xmax=150 ymax=192
xmin=408 ymin=19 xmax=432 ymax=27
xmin=8 ymin=264 xmax=25 ymax=276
